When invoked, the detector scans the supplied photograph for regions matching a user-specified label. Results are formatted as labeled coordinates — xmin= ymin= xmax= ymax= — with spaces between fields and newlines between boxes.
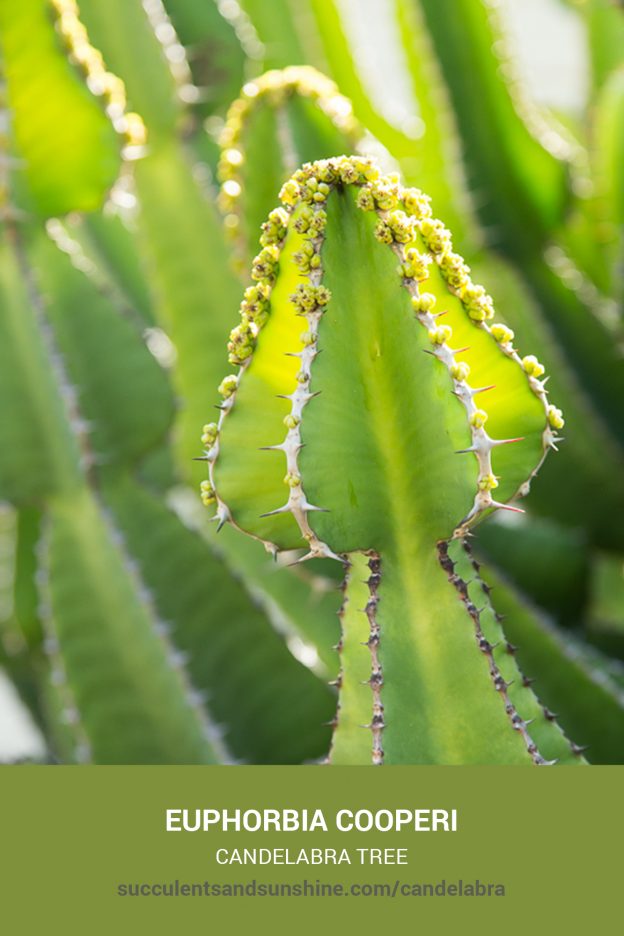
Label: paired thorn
xmin=209 ymin=504 xmax=231 ymax=533
xmin=259 ymin=504 xmax=290 ymax=518
xmin=275 ymin=390 xmax=321 ymax=401
xmin=490 ymin=500 xmax=525 ymax=515
xmin=288 ymin=554 xmax=309 ymax=567
xmin=288 ymin=546 xmax=346 ymax=566
xmin=491 ymin=436 xmax=525 ymax=447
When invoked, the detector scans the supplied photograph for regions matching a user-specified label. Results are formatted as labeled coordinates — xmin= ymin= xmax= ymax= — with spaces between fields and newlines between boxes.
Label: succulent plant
xmin=1 ymin=0 xmax=623 ymax=766
xmin=0 ymin=0 xmax=337 ymax=765
xmin=205 ymin=154 xmax=586 ymax=765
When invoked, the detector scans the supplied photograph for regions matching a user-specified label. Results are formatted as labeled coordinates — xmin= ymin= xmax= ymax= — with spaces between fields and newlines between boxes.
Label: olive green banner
xmin=1 ymin=766 xmax=621 ymax=932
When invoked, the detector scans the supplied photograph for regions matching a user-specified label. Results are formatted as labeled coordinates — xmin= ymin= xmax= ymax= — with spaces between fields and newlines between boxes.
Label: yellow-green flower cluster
xmin=450 ymin=361 xmax=471 ymax=381
xmin=547 ymin=405 xmax=565 ymax=430
xmin=218 ymin=375 xmax=238 ymax=399
xmin=293 ymin=205 xmax=327 ymax=237
xmin=411 ymin=293 xmax=436 ymax=313
xmin=521 ymin=355 xmax=545 ymax=378
xmin=217 ymin=67 xmax=358 ymax=237
xmin=357 ymin=176 xmax=401 ymax=213
xmin=228 ymin=219 xmax=292 ymax=366
xmin=402 ymin=188 xmax=433 ymax=219
xmin=460 ymin=283 xmax=495 ymax=323
xmin=401 ymin=249 xmax=432 ymax=282
xmin=200 ymin=480 xmax=216 ymax=506
xmin=438 ymin=251 xmax=471 ymax=291
xmin=374 ymin=210 xmax=418 ymax=245
xmin=490 ymin=323 xmax=515 ymax=345
xmin=293 ymin=240 xmax=322 ymax=275
xmin=470 ymin=409 xmax=488 ymax=429
xmin=478 ymin=473 xmax=499 ymax=492
xmin=299 ymin=177 xmax=331 ymax=204
xmin=227 ymin=319 xmax=256 ymax=366
xmin=259 ymin=208 xmax=289 ymax=247
xmin=251 ymin=245 xmax=280 ymax=284
xmin=416 ymin=215 xmax=496 ymax=324
xmin=51 ymin=0 xmax=146 ymax=149
xmin=428 ymin=324 xmax=453 ymax=345
xmin=289 ymin=283 xmax=331 ymax=315
xmin=419 ymin=218 xmax=452 ymax=255
xmin=240 ymin=283 xmax=271 ymax=328
xmin=201 ymin=423 xmax=218 ymax=449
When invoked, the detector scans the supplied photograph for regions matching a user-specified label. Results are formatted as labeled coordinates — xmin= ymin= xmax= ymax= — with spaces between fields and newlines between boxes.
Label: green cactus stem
xmin=162 ymin=0 xmax=252 ymax=122
xmin=217 ymin=66 xmax=360 ymax=268
xmin=205 ymin=154 xmax=584 ymax=765
xmin=481 ymin=563 xmax=624 ymax=764
xmin=413 ymin=0 xmax=624 ymax=450
xmin=0 ymin=0 xmax=145 ymax=218
xmin=0 ymin=0 xmax=346 ymax=766
xmin=328 ymin=552 xmax=384 ymax=766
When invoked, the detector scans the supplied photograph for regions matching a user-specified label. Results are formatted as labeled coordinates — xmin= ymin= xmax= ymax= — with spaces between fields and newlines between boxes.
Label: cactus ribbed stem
xmin=217 ymin=67 xmax=360 ymax=268
xmin=206 ymin=155 xmax=576 ymax=764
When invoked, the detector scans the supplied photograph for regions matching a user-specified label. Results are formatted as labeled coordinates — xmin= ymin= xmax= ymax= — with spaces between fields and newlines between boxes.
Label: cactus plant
xmin=1 ymin=0 xmax=623 ymax=766
xmin=0 ymin=0 xmax=337 ymax=764
xmin=224 ymin=0 xmax=624 ymax=758
xmin=205 ymin=154 xmax=587 ymax=765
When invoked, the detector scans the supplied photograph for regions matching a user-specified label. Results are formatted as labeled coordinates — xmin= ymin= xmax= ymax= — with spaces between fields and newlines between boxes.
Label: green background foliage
xmin=0 ymin=0 xmax=622 ymax=765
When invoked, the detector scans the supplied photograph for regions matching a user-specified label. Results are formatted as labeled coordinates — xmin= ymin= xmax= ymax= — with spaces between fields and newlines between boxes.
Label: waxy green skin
xmin=208 ymin=154 xmax=582 ymax=765
xmin=0 ymin=0 xmax=219 ymax=765
xmin=2 ymin=0 xmax=621 ymax=767
xmin=0 ymin=2 xmax=337 ymax=765
xmin=217 ymin=65 xmax=359 ymax=270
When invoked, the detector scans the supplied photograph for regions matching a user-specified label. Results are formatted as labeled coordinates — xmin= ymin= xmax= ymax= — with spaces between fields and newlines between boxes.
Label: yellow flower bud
xmin=411 ymin=293 xmax=436 ymax=313
xmin=547 ymin=405 xmax=565 ymax=430
xmin=450 ymin=361 xmax=471 ymax=381
xmin=218 ymin=375 xmax=238 ymax=398
xmin=478 ymin=473 xmax=499 ymax=491
xmin=428 ymin=325 xmax=453 ymax=345
xmin=470 ymin=409 xmax=488 ymax=429
xmin=490 ymin=323 xmax=514 ymax=345
xmin=522 ymin=355 xmax=545 ymax=378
